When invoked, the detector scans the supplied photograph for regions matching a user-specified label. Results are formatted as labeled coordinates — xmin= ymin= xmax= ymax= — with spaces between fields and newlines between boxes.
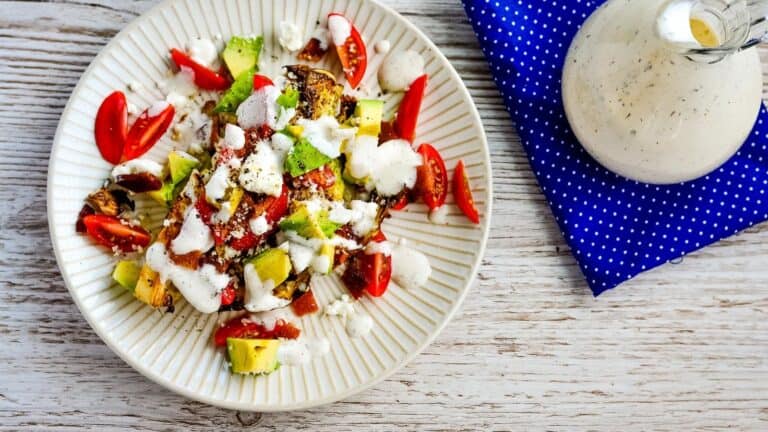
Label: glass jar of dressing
xmin=562 ymin=0 xmax=768 ymax=184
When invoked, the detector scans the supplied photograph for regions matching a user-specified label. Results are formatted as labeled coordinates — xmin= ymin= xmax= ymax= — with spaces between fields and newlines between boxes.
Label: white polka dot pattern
xmin=463 ymin=0 xmax=768 ymax=295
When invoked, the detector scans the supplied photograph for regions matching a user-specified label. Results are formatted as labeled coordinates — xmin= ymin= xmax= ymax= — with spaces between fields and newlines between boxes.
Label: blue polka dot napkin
xmin=463 ymin=0 xmax=768 ymax=295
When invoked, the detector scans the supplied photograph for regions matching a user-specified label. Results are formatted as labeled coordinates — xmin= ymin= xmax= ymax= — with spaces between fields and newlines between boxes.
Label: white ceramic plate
xmin=48 ymin=0 xmax=492 ymax=411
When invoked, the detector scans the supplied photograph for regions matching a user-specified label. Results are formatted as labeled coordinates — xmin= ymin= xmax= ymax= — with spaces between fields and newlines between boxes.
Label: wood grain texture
xmin=0 ymin=0 xmax=767 ymax=430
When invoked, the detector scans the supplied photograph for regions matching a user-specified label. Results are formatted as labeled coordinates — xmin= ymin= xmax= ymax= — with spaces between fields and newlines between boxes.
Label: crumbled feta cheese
xmin=213 ymin=202 xmax=232 ymax=224
xmin=390 ymin=242 xmax=432 ymax=290
xmin=329 ymin=202 xmax=355 ymax=224
xmin=288 ymin=242 xmax=315 ymax=273
xmin=346 ymin=314 xmax=373 ymax=338
xmin=238 ymin=140 xmax=284 ymax=197
xmin=249 ymin=215 xmax=271 ymax=235
xmin=279 ymin=21 xmax=304 ymax=51
xmin=325 ymin=295 xmax=373 ymax=338
xmin=222 ymin=124 xmax=245 ymax=150
xmin=350 ymin=200 xmax=379 ymax=237
xmin=325 ymin=294 xmax=356 ymax=317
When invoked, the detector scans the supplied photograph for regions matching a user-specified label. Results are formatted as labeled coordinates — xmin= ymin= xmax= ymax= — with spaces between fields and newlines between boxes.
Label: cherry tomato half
xmin=213 ymin=316 xmax=301 ymax=347
xmin=123 ymin=103 xmax=175 ymax=161
xmin=170 ymin=48 xmax=231 ymax=91
xmin=342 ymin=231 xmax=392 ymax=298
xmin=82 ymin=214 xmax=151 ymax=253
xmin=328 ymin=13 xmax=368 ymax=89
xmin=94 ymin=91 xmax=128 ymax=164
xmin=415 ymin=144 xmax=448 ymax=211
xmin=394 ymin=74 xmax=428 ymax=143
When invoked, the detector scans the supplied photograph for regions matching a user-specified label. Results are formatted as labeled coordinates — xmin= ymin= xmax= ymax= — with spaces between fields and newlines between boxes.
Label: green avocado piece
xmin=355 ymin=99 xmax=384 ymax=136
xmin=222 ymin=36 xmax=264 ymax=80
xmin=284 ymin=138 xmax=332 ymax=177
xmin=317 ymin=242 xmax=335 ymax=274
xmin=168 ymin=151 xmax=200 ymax=184
xmin=227 ymin=338 xmax=281 ymax=375
xmin=276 ymin=87 xmax=299 ymax=109
xmin=279 ymin=205 xmax=341 ymax=239
xmin=112 ymin=261 xmax=141 ymax=293
xmin=214 ymin=66 xmax=256 ymax=113
xmin=326 ymin=160 xmax=345 ymax=201
xmin=250 ymin=248 xmax=292 ymax=286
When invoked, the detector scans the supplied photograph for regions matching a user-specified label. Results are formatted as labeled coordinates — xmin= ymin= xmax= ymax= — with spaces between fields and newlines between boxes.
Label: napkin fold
xmin=463 ymin=0 xmax=768 ymax=295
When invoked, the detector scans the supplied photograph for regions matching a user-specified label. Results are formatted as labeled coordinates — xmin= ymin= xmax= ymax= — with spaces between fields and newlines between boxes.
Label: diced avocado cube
xmin=279 ymin=206 xmax=326 ymax=239
xmin=283 ymin=124 xmax=304 ymax=139
xmin=227 ymin=338 xmax=281 ymax=375
xmin=284 ymin=138 xmax=332 ymax=177
xmin=222 ymin=36 xmax=264 ymax=80
xmin=317 ymin=210 xmax=341 ymax=238
xmin=112 ymin=261 xmax=141 ymax=293
xmin=354 ymin=99 xmax=384 ymax=136
xmin=214 ymin=67 xmax=256 ymax=113
xmin=250 ymin=248 xmax=292 ymax=286
xmin=326 ymin=160 xmax=345 ymax=201
xmin=147 ymin=181 xmax=175 ymax=205
xmin=168 ymin=151 xmax=200 ymax=184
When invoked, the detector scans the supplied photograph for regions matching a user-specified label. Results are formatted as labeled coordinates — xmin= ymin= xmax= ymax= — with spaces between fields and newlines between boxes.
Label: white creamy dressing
xmin=365 ymin=240 xmax=392 ymax=256
xmin=345 ymin=137 xmax=421 ymax=197
xmin=111 ymin=159 xmax=164 ymax=179
xmin=346 ymin=314 xmax=374 ymax=338
xmin=328 ymin=235 xmax=362 ymax=251
xmin=390 ymin=240 xmax=431 ymax=290
xmin=428 ymin=205 xmax=448 ymax=224
xmin=283 ymin=231 xmax=324 ymax=273
xmin=243 ymin=263 xmax=291 ymax=312
xmin=278 ymin=21 xmax=304 ymax=52
xmin=349 ymin=200 xmax=379 ymax=237
xmin=371 ymin=139 xmax=422 ymax=196
xmin=249 ymin=214 xmax=271 ymax=235
xmin=378 ymin=50 xmax=425 ymax=92
xmin=162 ymin=67 xmax=212 ymax=152
xmin=205 ymin=164 xmax=231 ymax=202
xmin=146 ymin=243 xmax=227 ymax=313
xmin=146 ymin=100 xmax=170 ymax=117
xmin=213 ymin=202 xmax=232 ymax=224
xmin=222 ymin=124 xmax=245 ymax=150
xmin=328 ymin=201 xmax=355 ymax=224
xmin=374 ymin=40 xmax=391 ymax=54
xmin=163 ymin=67 xmax=197 ymax=107
xmin=277 ymin=339 xmax=331 ymax=366
xmin=237 ymin=85 xmax=295 ymax=131
xmin=171 ymin=206 xmax=215 ymax=255
xmin=187 ymin=37 xmax=219 ymax=67
xmin=298 ymin=116 xmax=346 ymax=158
xmin=325 ymin=295 xmax=373 ymax=338
xmin=561 ymin=0 xmax=763 ymax=184
xmin=238 ymin=140 xmax=284 ymax=197
xmin=328 ymin=14 xmax=352 ymax=46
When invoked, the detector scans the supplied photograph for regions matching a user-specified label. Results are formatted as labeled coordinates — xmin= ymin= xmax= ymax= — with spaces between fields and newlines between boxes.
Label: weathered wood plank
xmin=1 ymin=0 xmax=767 ymax=430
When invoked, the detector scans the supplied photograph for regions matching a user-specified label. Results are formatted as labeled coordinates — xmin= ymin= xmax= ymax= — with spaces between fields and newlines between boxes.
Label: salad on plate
xmin=75 ymin=12 xmax=481 ymax=376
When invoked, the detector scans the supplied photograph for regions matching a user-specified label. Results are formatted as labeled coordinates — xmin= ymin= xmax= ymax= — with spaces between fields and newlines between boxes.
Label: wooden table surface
xmin=2 ymin=0 xmax=768 ymax=430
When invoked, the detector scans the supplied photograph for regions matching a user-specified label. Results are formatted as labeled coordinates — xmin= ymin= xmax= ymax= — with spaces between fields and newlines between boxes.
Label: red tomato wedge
xmin=328 ymin=13 xmax=367 ymax=89
xmin=170 ymin=48 xmax=231 ymax=91
xmin=252 ymin=74 xmax=274 ymax=91
xmin=342 ymin=231 xmax=392 ymax=298
xmin=415 ymin=144 xmax=448 ymax=210
xmin=291 ymin=290 xmax=319 ymax=316
xmin=213 ymin=316 xmax=301 ymax=347
xmin=453 ymin=160 xmax=481 ymax=224
xmin=220 ymin=283 xmax=237 ymax=307
xmin=390 ymin=194 xmax=409 ymax=211
xmin=94 ymin=91 xmax=128 ymax=164
xmin=122 ymin=103 xmax=175 ymax=161
xmin=82 ymin=214 xmax=151 ymax=253
xmin=394 ymin=74 xmax=428 ymax=143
